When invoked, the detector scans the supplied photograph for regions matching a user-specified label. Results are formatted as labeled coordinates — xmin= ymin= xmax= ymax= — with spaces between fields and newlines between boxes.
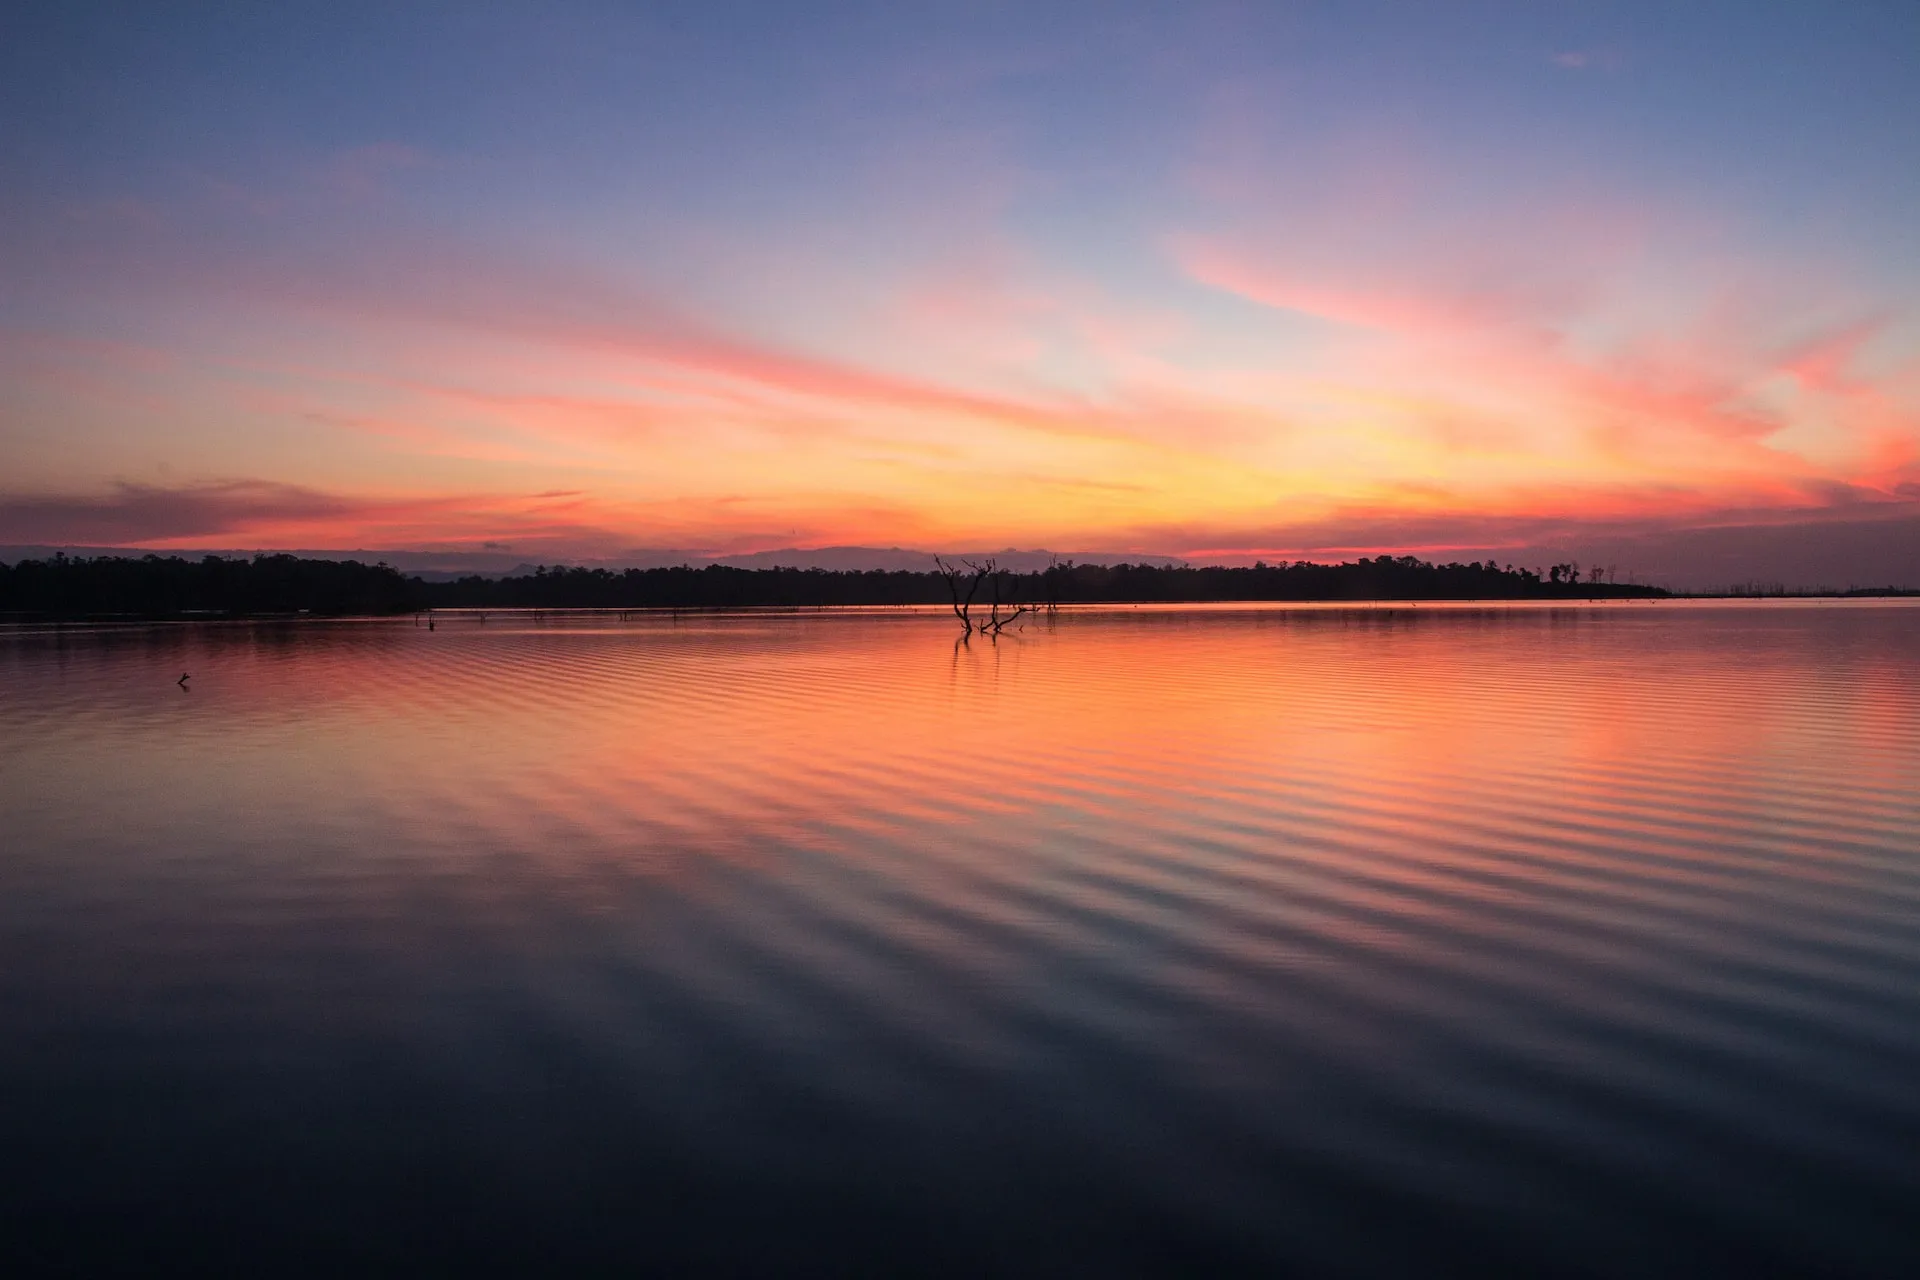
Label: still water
xmin=3 ymin=603 xmax=1917 ymax=1274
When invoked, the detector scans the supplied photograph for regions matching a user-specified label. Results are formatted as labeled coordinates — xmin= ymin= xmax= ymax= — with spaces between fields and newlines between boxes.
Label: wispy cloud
xmin=1550 ymin=49 xmax=1621 ymax=72
xmin=1173 ymin=179 xmax=1918 ymax=506
xmin=0 ymin=480 xmax=619 ymax=550
xmin=0 ymin=481 xmax=405 ymax=545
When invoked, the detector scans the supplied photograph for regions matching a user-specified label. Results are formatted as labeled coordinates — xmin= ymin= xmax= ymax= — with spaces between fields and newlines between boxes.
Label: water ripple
xmin=3 ymin=602 xmax=1917 ymax=1273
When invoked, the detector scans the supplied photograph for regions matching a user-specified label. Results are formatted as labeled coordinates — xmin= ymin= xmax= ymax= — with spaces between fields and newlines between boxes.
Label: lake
xmin=3 ymin=603 xmax=1917 ymax=1274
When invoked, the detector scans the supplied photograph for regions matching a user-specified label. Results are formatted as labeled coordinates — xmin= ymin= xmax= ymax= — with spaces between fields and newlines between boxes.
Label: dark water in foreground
xmin=2 ymin=603 xmax=1918 ymax=1275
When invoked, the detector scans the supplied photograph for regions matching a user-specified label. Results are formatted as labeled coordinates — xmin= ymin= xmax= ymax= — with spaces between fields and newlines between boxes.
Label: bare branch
xmin=933 ymin=555 xmax=992 ymax=636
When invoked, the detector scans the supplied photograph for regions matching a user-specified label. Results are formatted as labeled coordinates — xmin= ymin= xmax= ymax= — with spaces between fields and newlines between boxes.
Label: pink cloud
xmin=0 ymin=479 xmax=767 ymax=555
xmin=1177 ymin=215 xmax=1918 ymax=496
xmin=0 ymin=481 xmax=469 ymax=546
xmin=1550 ymin=49 xmax=1623 ymax=72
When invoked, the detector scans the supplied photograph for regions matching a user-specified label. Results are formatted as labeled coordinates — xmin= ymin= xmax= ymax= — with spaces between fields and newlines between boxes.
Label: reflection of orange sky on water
xmin=3 ymin=606 xmax=1916 ymax=1010
xmin=244 ymin=611 xmax=1920 ymax=841
xmin=15 ymin=608 xmax=1915 ymax=904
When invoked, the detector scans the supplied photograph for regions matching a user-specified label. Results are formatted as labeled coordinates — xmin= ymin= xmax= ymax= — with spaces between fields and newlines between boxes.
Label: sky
xmin=3 ymin=1 xmax=1919 ymax=584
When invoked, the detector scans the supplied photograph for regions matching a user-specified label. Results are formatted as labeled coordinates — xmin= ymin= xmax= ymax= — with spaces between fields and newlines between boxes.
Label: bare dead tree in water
xmin=933 ymin=556 xmax=1035 ymax=638
xmin=978 ymin=561 xmax=1036 ymax=636
xmin=934 ymin=556 xmax=988 ymax=636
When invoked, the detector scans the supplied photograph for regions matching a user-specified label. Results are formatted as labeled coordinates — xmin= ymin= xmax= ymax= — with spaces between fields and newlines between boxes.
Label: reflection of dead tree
xmin=933 ymin=556 xmax=1036 ymax=638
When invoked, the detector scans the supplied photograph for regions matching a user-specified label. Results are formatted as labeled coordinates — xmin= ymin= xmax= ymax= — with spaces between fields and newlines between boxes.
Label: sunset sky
xmin=4 ymin=2 xmax=1918 ymax=581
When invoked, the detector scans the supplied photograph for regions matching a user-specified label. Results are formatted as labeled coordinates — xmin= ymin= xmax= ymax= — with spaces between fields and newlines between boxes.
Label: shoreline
xmin=5 ymin=592 xmax=1917 ymax=628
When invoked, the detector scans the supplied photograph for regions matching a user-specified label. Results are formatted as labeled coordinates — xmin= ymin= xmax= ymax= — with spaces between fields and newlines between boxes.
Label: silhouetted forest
xmin=0 ymin=554 xmax=427 ymax=617
xmin=1 ymin=552 xmax=1671 ymax=619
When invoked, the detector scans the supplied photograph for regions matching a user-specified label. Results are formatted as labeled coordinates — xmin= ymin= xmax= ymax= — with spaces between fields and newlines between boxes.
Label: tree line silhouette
xmin=0 ymin=553 xmax=426 ymax=618
xmin=0 ymin=552 xmax=1669 ymax=619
